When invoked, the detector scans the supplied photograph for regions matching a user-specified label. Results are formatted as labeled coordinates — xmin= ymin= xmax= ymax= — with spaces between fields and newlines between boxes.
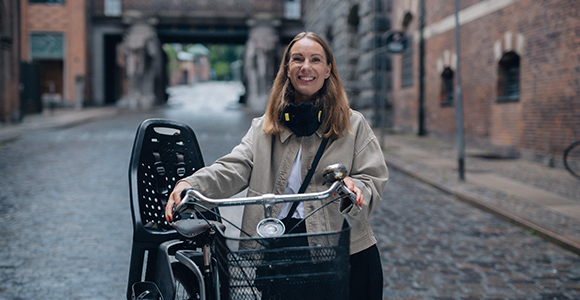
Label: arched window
xmin=402 ymin=12 xmax=413 ymax=29
xmin=347 ymin=5 xmax=359 ymax=49
xmin=348 ymin=5 xmax=360 ymax=29
xmin=325 ymin=26 xmax=333 ymax=45
xmin=440 ymin=67 xmax=454 ymax=106
xmin=401 ymin=35 xmax=413 ymax=87
xmin=345 ymin=5 xmax=359 ymax=83
xmin=497 ymin=51 xmax=520 ymax=102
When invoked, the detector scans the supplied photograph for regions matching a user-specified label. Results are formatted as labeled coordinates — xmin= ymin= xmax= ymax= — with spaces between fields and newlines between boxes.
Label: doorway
xmin=37 ymin=59 xmax=64 ymax=106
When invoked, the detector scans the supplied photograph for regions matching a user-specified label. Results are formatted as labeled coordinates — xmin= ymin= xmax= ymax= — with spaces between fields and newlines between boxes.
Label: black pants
xmin=281 ymin=217 xmax=307 ymax=242
xmin=349 ymin=244 xmax=383 ymax=300
xmin=284 ymin=218 xmax=384 ymax=300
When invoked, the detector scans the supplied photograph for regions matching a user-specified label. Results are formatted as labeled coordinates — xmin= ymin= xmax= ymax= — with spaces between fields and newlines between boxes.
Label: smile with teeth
xmin=299 ymin=76 xmax=315 ymax=81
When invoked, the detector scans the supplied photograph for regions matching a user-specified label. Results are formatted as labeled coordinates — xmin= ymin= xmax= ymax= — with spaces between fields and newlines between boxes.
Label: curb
xmin=383 ymin=154 xmax=580 ymax=255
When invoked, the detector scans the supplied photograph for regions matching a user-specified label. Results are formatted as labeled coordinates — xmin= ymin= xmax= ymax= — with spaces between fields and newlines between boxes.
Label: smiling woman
xmin=263 ymin=32 xmax=351 ymax=140
xmin=165 ymin=31 xmax=389 ymax=300
xmin=287 ymin=38 xmax=331 ymax=104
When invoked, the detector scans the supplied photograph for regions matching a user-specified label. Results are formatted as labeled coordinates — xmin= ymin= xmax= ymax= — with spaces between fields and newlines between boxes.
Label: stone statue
xmin=244 ymin=19 xmax=280 ymax=111
xmin=118 ymin=10 xmax=164 ymax=108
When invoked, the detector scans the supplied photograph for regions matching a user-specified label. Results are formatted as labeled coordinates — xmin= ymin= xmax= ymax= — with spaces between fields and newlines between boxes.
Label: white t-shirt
xmin=277 ymin=145 xmax=304 ymax=219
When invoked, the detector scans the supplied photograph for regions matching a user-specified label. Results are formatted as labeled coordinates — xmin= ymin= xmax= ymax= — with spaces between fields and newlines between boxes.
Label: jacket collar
xmin=279 ymin=126 xmax=323 ymax=143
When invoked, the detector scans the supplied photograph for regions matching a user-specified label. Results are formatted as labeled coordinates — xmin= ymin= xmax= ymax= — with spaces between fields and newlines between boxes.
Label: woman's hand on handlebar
xmin=343 ymin=177 xmax=363 ymax=207
xmin=165 ymin=175 xmax=362 ymax=221
xmin=166 ymin=181 xmax=193 ymax=222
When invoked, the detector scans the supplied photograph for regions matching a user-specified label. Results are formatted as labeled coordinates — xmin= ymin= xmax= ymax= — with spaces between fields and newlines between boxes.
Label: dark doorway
xmin=20 ymin=62 xmax=42 ymax=115
xmin=104 ymin=34 xmax=123 ymax=104
xmin=36 ymin=59 xmax=63 ymax=102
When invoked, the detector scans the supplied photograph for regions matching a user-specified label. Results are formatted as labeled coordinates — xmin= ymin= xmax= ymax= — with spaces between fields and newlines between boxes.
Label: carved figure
xmin=244 ymin=19 xmax=280 ymax=111
xmin=118 ymin=11 xmax=164 ymax=108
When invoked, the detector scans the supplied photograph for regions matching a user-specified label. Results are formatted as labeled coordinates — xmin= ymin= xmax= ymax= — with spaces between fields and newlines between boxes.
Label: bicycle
xmin=564 ymin=140 xmax=580 ymax=179
xmin=127 ymin=119 xmax=357 ymax=300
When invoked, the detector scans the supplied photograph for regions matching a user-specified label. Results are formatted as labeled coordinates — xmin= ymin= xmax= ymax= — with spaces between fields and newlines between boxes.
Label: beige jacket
xmin=183 ymin=110 xmax=389 ymax=254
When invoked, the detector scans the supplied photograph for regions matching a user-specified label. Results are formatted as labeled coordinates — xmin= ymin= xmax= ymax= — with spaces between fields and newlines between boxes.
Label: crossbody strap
xmin=286 ymin=137 xmax=330 ymax=219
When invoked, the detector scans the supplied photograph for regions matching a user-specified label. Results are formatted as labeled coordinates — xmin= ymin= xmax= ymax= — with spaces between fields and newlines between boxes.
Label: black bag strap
xmin=286 ymin=138 xmax=329 ymax=219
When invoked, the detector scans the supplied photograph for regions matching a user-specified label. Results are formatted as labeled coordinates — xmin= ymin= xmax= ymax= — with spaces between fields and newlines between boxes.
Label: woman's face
xmin=287 ymin=38 xmax=331 ymax=104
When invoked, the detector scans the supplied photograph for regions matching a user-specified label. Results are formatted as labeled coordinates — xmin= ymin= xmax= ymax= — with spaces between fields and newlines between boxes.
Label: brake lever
xmin=322 ymin=164 xmax=362 ymax=210
xmin=338 ymin=183 xmax=362 ymax=210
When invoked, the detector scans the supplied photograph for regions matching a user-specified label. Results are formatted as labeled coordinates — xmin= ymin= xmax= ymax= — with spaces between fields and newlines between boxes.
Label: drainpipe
xmin=454 ymin=0 xmax=465 ymax=180
xmin=418 ymin=0 xmax=426 ymax=136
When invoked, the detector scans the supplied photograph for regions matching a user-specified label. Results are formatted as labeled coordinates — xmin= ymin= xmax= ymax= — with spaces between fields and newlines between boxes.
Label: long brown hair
xmin=263 ymin=32 xmax=351 ymax=139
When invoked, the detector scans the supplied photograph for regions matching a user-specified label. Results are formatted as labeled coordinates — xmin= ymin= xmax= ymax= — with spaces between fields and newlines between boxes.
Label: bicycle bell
xmin=256 ymin=218 xmax=286 ymax=238
xmin=323 ymin=163 xmax=348 ymax=184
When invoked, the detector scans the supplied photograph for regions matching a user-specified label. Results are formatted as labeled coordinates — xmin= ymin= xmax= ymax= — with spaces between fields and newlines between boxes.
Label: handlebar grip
xmin=180 ymin=188 xmax=193 ymax=201
xmin=339 ymin=184 xmax=362 ymax=210
xmin=173 ymin=188 xmax=194 ymax=220
xmin=347 ymin=188 xmax=361 ymax=210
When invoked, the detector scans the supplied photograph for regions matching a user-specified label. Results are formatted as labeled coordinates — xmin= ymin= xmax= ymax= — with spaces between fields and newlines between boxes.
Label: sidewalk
xmin=0 ymin=106 xmax=121 ymax=143
xmin=377 ymin=131 xmax=580 ymax=255
xmin=1 ymin=107 xmax=579 ymax=255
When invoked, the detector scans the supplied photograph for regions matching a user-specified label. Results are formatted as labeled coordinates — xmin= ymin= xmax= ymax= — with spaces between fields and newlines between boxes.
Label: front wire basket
xmin=214 ymin=219 xmax=351 ymax=300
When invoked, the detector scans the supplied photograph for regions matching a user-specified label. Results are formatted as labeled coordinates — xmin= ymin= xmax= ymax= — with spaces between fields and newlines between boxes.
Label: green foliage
xmin=208 ymin=45 xmax=244 ymax=80
xmin=162 ymin=43 xmax=245 ymax=81
xmin=163 ymin=44 xmax=181 ymax=78
xmin=212 ymin=61 xmax=231 ymax=80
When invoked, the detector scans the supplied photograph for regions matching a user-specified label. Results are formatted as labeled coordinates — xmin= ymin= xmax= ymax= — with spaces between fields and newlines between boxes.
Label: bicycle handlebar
xmin=172 ymin=164 xmax=360 ymax=238
xmin=176 ymin=180 xmax=357 ymax=214
xmin=173 ymin=163 xmax=360 ymax=218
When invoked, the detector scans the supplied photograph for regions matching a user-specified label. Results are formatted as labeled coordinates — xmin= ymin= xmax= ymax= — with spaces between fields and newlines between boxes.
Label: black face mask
xmin=282 ymin=102 xmax=322 ymax=137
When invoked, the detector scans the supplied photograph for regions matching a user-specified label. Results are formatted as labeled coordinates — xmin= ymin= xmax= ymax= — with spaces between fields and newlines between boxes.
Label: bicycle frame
xmin=137 ymin=230 xmax=219 ymax=300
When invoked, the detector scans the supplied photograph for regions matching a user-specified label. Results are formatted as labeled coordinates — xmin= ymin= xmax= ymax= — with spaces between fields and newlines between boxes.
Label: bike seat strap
xmin=172 ymin=219 xmax=226 ymax=238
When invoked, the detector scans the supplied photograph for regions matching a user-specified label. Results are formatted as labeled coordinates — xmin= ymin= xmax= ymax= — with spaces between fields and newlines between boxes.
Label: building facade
xmin=0 ymin=0 xmax=21 ymax=122
xmin=170 ymin=44 xmax=211 ymax=86
xmin=20 ymin=0 xmax=89 ymax=109
xmin=301 ymin=0 xmax=391 ymax=122
xmin=91 ymin=0 xmax=302 ymax=110
xmin=390 ymin=0 xmax=580 ymax=164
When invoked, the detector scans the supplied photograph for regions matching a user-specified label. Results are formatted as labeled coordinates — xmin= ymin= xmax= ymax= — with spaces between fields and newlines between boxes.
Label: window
xmin=401 ymin=35 xmax=413 ymax=87
xmin=284 ymin=0 xmax=300 ymax=20
xmin=325 ymin=26 xmax=333 ymax=44
xmin=104 ymin=0 xmax=122 ymax=16
xmin=497 ymin=51 xmax=520 ymax=102
xmin=347 ymin=4 xmax=359 ymax=49
xmin=345 ymin=5 xmax=359 ymax=82
xmin=440 ymin=67 xmax=454 ymax=106
xmin=30 ymin=33 xmax=64 ymax=59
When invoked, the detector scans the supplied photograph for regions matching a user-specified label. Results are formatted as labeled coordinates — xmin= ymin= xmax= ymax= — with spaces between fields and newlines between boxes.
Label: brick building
xmin=0 ymin=0 xmax=21 ymax=122
xmin=170 ymin=44 xmax=211 ymax=86
xmin=390 ymin=0 xmax=580 ymax=164
xmin=20 ymin=0 xmax=89 ymax=109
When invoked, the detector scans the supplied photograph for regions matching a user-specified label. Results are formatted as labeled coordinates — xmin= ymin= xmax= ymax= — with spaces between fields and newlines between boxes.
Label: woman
xmin=165 ymin=32 xmax=388 ymax=300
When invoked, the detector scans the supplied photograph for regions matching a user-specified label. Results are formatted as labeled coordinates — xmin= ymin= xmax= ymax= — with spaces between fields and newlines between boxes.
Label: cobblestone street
xmin=0 ymin=82 xmax=578 ymax=299
xmin=374 ymin=168 xmax=580 ymax=299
